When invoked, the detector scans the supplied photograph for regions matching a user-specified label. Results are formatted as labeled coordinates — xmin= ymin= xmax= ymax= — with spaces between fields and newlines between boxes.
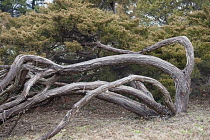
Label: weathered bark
xmin=73 ymin=90 xmax=158 ymax=117
xmin=142 ymin=36 xmax=194 ymax=112
xmin=0 ymin=75 xmax=174 ymax=121
xmin=120 ymin=66 xmax=155 ymax=100
xmin=83 ymin=42 xmax=137 ymax=54
xmin=38 ymin=75 xmax=171 ymax=140
xmin=0 ymin=53 xmax=185 ymax=113
xmin=0 ymin=36 xmax=194 ymax=139
xmin=0 ymin=65 xmax=10 ymax=69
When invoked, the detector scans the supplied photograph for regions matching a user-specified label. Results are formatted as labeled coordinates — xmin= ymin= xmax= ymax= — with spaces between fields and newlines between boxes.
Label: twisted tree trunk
xmin=0 ymin=36 xmax=194 ymax=139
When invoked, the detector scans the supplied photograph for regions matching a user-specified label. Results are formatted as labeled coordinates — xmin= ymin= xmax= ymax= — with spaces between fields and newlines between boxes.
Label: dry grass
xmin=1 ymin=95 xmax=209 ymax=140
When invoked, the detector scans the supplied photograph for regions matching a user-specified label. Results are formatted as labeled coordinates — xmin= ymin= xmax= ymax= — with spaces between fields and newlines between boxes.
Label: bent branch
xmin=0 ymin=36 xmax=194 ymax=139
xmin=38 ymin=74 xmax=175 ymax=139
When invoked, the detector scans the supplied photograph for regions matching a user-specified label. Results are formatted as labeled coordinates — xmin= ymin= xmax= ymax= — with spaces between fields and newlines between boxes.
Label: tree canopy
xmin=135 ymin=0 xmax=210 ymax=25
xmin=0 ymin=0 xmax=143 ymax=63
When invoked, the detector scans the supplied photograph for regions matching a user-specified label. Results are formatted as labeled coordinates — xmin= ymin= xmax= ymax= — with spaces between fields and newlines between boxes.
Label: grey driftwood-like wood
xmin=0 ymin=36 xmax=194 ymax=139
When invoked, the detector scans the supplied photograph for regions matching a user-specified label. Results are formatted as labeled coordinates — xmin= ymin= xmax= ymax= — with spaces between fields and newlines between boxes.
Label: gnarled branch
xmin=0 ymin=36 xmax=194 ymax=140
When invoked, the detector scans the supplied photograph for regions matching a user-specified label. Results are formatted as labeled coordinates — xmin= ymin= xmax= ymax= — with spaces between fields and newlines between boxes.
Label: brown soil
xmin=0 ymin=95 xmax=209 ymax=140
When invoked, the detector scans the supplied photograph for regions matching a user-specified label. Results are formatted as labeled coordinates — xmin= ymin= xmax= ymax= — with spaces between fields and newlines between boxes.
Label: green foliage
xmin=97 ymin=66 xmax=117 ymax=82
xmin=191 ymin=66 xmax=201 ymax=81
xmin=184 ymin=7 xmax=210 ymax=95
xmin=159 ymin=74 xmax=175 ymax=99
xmin=186 ymin=6 xmax=210 ymax=61
xmin=0 ymin=0 xmax=28 ymax=17
xmin=0 ymin=0 xmax=144 ymax=64
xmin=86 ymin=0 xmax=138 ymax=17
xmin=136 ymin=0 xmax=210 ymax=25
xmin=64 ymin=41 xmax=83 ymax=52
xmin=197 ymin=60 xmax=210 ymax=77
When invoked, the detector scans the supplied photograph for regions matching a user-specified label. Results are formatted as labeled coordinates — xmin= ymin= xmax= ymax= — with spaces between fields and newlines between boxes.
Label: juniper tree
xmin=0 ymin=1 xmax=197 ymax=139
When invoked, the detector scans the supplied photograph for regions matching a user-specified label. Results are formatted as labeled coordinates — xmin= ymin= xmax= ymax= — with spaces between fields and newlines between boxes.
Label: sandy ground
xmin=0 ymin=95 xmax=209 ymax=140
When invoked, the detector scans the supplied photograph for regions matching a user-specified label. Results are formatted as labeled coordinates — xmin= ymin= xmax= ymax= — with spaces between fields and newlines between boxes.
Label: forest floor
xmin=0 ymin=94 xmax=209 ymax=140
